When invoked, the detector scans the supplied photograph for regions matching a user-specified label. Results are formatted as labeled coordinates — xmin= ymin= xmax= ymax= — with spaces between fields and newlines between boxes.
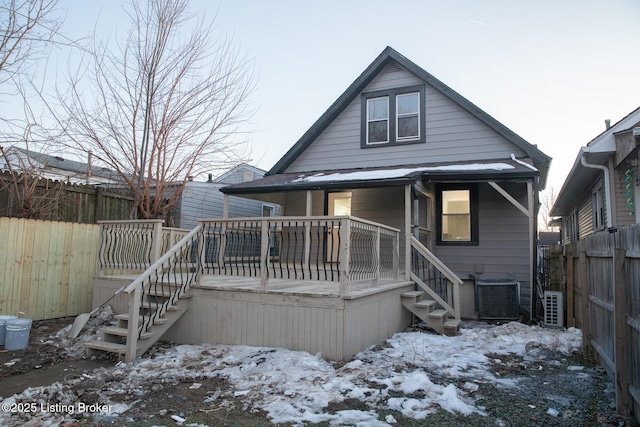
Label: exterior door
xmin=327 ymin=192 xmax=351 ymax=262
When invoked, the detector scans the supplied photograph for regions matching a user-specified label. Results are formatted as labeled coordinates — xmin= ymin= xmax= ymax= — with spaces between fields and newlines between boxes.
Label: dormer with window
xmin=360 ymin=85 xmax=426 ymax=148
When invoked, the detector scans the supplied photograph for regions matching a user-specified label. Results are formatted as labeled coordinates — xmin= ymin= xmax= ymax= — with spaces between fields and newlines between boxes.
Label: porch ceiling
xmin=221 ymin=159 xmax=539 ymax=195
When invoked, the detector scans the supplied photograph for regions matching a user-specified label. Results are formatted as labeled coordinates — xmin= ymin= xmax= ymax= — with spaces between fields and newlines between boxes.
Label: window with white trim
xmin=361 ymin=85 xmax=425 ymax=147
xmin=592 ymin=187 xmax=604 ymax=230
xmin=436 ymin=184 xmax=479 ymax=246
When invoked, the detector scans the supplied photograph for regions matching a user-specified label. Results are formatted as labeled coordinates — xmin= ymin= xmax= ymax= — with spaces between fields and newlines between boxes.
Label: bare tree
xmin=56 ymin=0 xmax=255 ymax=219
xmin=0 ymin=0 xmax=62 ymax=90
xmin=539 ymin=187 xmax=558 ymax=232
xmin=0 ymin=142 xmax=67 ymax=219
xmin=0 ymin=0 xmax=70 ymax=218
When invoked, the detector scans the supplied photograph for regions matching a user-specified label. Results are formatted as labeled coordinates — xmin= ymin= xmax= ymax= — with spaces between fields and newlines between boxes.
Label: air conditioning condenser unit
xmin=543 ymin=291 xmax=563 ymax=327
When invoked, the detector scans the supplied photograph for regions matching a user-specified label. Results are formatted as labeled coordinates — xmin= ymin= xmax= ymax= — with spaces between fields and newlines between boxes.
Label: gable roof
xmin=267 ymin=46 xmax=551 ymax=186
xmin=8 ymin=146 xmax=122 ymax=183
xmin=214 ymin=163 xmax=266 ymax=185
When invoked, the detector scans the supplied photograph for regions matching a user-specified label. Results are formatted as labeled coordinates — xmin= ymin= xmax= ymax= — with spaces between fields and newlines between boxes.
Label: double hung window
xmin=361 ymin=85 xmax=425 ymax=147
xmin=436 ymin=184 xmax=479 ymax=246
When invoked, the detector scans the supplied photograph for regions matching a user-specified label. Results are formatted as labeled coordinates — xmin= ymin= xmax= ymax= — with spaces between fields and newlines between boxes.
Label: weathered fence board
xmin=0 ymin=171 xmax=134 ymax=223
xmin=565 ymin=223 xmax=640 ymax=421
xmin=0 ymin=217 xmax=99 ymax=320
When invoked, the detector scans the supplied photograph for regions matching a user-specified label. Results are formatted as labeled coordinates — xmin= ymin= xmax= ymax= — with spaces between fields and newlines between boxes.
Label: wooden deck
xmin=93 ymin=274 xmax=414 ymax=360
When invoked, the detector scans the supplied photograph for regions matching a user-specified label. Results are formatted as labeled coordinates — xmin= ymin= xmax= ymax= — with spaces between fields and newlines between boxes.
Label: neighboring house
xmin=168 ymin=164 xmax=280 ymax=229
xmin=1 ymin=146 xmax=122 ymax=185
xmin=550 ymin=107 xmax=640 ymax=244
xmin=221 ymin=47 xmax=552 ymax=319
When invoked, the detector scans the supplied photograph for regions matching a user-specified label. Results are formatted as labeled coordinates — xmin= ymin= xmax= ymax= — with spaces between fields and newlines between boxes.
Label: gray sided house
xmin=551 ymin=107 xmax=640 ymax=242
xmin=222 ymin=47 xmax=552 ymax=319
xmin=169 ymin=164 xmax=280 ymax=229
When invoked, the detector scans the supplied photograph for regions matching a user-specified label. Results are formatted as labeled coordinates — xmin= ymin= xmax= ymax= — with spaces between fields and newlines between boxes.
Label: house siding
xmin=284 ymin=62 xmax=528 ymax=173
xmin=177 ymin=183 xmax=279 ymax=229
xmin=614 ymin=163 xmax=637 ymax=226
xmin=434 ymin=183 xmax=532 ymax=311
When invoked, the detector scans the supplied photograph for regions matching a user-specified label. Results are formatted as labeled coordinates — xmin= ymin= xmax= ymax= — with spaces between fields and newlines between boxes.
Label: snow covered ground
xmin=0 ymin=321 xmax=590 ymax=426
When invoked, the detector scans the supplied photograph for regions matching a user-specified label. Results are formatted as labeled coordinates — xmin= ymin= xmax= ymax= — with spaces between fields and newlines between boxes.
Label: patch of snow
xmin=292 ymin=163 xmax=516 ymax=183
xmin=0 ymin=321 xmax=583 ymax=427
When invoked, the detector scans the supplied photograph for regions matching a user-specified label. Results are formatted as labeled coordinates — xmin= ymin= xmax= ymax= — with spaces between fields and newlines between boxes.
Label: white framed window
xmin=361 ymin=85 xmax=425 ymax=147
xmin=396 ymin=92 xmax=420 ymax=140
xmin=366 ymin=97 xmax=389 ymax=144
xmin=441 ymin=190 xmax=471 ymax=241
xmin=592 ymin=187 xmax=604 ymax=230
xmin=262 ymin=204 xmax=275 ymax=217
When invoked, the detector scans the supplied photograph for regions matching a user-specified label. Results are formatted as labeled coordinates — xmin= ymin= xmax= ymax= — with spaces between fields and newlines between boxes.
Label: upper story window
xmin=361 ymin=85 xmax=425 ymax=148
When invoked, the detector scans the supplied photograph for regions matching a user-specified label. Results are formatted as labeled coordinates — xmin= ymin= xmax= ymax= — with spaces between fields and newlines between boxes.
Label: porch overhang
xmin=221 ymin=159 xmax=539 ymax=195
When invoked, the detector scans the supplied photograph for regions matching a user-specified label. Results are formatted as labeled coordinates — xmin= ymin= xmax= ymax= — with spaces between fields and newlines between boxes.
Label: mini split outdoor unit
xmin=543 ymin=291 xmax=564 ymax=327
xmin=476 ymin=279 xmax=520 ymax=320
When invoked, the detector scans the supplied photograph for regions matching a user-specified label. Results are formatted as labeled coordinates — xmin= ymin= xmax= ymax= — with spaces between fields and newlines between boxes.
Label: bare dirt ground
xmin=0 ymin=316 xmax=636 ymax=427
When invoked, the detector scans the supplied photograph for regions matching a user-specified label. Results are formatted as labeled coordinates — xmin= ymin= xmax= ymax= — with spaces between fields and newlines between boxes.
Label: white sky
xmin=9 ymin=0 xmax=640 ymax=193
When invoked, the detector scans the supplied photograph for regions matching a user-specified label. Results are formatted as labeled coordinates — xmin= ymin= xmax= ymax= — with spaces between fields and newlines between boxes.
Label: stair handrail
xmin=410 ymin=236 xmax=462 ymax=320
xmin=123 ymin=224 xmax=203 ymax=361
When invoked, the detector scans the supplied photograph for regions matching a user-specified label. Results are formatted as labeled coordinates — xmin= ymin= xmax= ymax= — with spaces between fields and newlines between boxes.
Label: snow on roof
xmin=292 ymin=163 xmax=518 ymax=183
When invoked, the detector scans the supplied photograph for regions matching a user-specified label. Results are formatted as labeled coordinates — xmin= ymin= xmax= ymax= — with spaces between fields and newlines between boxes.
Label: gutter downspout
xmin=580 ymin=150 xmax=613 ymax=229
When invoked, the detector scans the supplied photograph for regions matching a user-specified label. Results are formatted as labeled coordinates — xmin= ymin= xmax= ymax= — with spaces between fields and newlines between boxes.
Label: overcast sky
xmin=40 ymin=0 xmax=640 ymax=192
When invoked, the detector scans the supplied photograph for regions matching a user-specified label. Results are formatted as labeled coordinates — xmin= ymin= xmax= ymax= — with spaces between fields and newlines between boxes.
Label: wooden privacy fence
xmin=0 ymin=217 xmax=99 ymax=320
xmin=565 ymin=223 xmax=640 ymax=421
xmin=0 ymin=171 xmax=134 ymax=223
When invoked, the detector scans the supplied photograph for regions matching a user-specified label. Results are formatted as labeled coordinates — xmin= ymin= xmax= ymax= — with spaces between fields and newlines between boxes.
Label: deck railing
xmin=199 ymin=216 xmax=400 ymax=293
xmin=123 ymin=225 xmax=203 ymax=361
xmin=410 ymin=235 xmax=462 ymax=320
xmin=97 ymin=220 xmax=189 ymax=274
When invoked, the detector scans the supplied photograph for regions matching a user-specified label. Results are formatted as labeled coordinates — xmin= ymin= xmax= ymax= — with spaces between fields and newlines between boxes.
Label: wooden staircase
xmin=85 ymin=284 xmax=192 ymax=358
xmin=401 ymin=290 xmax=460 ymax=336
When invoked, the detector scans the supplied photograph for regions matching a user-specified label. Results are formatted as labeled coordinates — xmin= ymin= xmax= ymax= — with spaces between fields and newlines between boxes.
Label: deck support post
xmin=223 ymin=194 xmax=229 ymax=219
xmin=404 ymin=184 xmax=412 ymax=281
xmin=260 ymin=220 xmax=269 ymax=290
xmin=339 ymin=217 xmax=350 ymax=296
xmin=125 ymin=285 xmax=141 ymax=362
xmin=373 ymin=227 xmax=380 ymax=286
xmin=151 ymin=220 xmax=164 ymax=264
xmin=305 ymin=191 xmax=312 ymax=270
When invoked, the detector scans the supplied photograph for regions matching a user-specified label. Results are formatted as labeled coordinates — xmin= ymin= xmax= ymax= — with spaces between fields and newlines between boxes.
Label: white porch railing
xmin=199 ymin=216 xmax=400 ymax=294
xmin=410 ymin=236 xmax=462 ymax=320
xmin=97 ymin=220 xmax=189 ymax=274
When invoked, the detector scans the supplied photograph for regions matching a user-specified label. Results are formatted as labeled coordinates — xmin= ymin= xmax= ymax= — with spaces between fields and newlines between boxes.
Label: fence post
xmin=566 ymin=253 xmax=575 ymax=327
xmin=614 ymin=248 xmax=630 ymax=416
xmin=578 ymin=251 xmax=592 ymax=359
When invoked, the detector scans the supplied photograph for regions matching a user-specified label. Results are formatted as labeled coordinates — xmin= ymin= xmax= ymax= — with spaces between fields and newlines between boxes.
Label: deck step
xmin=401 ymin=291 xmax=424 ymax=298
xmin=443 ymin=319 xmax=461 ymax=336
xmin=101 ymin=327 xmax=153 ymax=340
xmin=415 ymin=300 xmax=436 ymax=309
xmin=84 ymin=341 xmax=129 ymax=355
xmin=140 ymin=301 xmax=178 ymax=311
xmin=428 ymin=309 xmax=448 ymax=320
xmin=115 ymin=314 xmax=167 ymax=325
xmin=146 ymin=289 xmax=193 ymax=299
